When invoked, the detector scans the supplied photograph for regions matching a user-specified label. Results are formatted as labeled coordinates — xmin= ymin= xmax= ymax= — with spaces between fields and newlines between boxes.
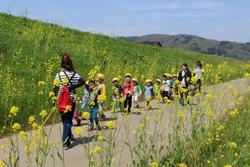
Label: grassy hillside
xmin=122 ymin=34 xmax=250 ymax=60
xmin=0 ymin=13 xmax=249 ymax=131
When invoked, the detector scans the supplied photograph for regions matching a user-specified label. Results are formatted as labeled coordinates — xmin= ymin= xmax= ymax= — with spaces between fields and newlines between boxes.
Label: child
xmin=87 ymin=80 xmax=101 ymax=131
xmin=162 ymin=73 xmax=171 ymax=102
xmin=194 ymin=61 xmax=204 ymax=93
xmin=145 ymin=79 xmax=154 ymax=109
xmin=169 ymin=74 xmax=174 ymax=100
xmin=132 ymin=78 xmax=142 ymax=108
xmin=154 ymin=79 xmax=162 ymax=102
xmin=96 ymin=73 xmax=106 ymax=120
xmin=173 ymin=74 xmax=179 ymax=97
xmin=122 ymin=73 xmax=134 ymax=114
xmin=112 ymin=77 xmax=123 ymax=113
xmin=80 ymin=82 xmax=90 ymax=115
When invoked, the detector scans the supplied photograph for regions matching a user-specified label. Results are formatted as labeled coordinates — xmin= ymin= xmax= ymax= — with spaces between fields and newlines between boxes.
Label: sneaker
xmin=99 ymin=114 xmax=106 ymax=121
xmin=63 ymin=143 xmax=71 ymax=150
xmin=97 ymin=125 xmax=101 ymax=131
xmin=87 ymin=127 xmax=94 ymax=131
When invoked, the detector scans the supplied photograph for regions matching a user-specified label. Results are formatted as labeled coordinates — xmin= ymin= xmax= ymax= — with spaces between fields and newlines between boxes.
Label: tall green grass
xmin=0 ymin=13 xmax=249 ymax=131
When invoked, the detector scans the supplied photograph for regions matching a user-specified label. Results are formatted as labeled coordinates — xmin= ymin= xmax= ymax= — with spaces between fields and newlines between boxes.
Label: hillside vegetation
xmin=0 ymin=13 xmax=249 ymax=130
xmin=122 ymin=34 xmax=250 ymax=60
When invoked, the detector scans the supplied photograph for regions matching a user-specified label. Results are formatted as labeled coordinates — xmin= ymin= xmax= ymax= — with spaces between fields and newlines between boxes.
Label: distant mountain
xmin=120 ymin=34 xmax=250 ymax=60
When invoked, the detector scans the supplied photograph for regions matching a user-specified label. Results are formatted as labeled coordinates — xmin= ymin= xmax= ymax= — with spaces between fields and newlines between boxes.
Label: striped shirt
xmin=54 ymin=69 xmax=82 ymax=102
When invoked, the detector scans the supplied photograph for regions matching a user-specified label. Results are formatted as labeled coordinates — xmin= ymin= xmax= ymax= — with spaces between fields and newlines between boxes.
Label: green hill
xmin=0 ymin=13 xmax=249 ymax=130
xmin=121 ymin=34 xmax=250 ymax=60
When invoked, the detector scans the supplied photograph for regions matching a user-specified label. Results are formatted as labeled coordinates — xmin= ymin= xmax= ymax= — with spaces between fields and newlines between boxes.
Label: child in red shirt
xmin=122 ymin=73 xmax=134 ymax=114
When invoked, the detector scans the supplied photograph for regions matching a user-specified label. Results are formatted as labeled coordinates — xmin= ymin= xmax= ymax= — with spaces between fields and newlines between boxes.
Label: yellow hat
xmin=125 ymin=73 xmax=132 ymax=78
xmin=173 ymin=74 xmax=178 ymax=77
xmin=132 ymin=78 xmax=138 ymax=82
xmin=145 ymin=79 xmax=152 ymax=83
xmin=155 ymin=79 xmax=161 ymax=83
xmin=163 ymin=73 xmax=171 ymax=77
xmin=97 ymin=73 xmax=105 ymax=80
xmin=112 ymin=77 xmax=119 ymax=82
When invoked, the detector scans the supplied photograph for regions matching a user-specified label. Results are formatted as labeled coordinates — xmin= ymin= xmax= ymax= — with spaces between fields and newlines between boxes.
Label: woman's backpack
xmin=57 ymin=71 xmax=75 ymax=113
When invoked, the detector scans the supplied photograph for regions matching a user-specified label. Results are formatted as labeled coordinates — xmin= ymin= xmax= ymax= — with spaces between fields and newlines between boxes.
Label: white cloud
xmin=128 ymin=0 xmax=222 ymax=11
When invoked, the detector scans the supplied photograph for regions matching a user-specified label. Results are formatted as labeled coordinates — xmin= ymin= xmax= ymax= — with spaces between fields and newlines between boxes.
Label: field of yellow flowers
xmin=0 ymin=13 xmax=250 ymax=167
xmin=0 ymin=73 xmax=249 ymax=167
xmin=0 ymin=13 xmax=250 ymax=133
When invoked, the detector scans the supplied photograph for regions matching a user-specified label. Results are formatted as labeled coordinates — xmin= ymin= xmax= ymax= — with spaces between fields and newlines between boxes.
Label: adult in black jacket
xmin=178 ymin=63 xmax=191 ymax=105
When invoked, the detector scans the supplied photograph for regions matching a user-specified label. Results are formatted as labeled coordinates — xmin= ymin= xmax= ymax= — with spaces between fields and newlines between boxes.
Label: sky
xmin=0 ymin=0 xmax=250 ymax=42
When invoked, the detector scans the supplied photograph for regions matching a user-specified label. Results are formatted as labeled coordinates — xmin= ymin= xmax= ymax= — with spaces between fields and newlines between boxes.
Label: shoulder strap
xmin=63 ymin=71 xmax=76 ymax=85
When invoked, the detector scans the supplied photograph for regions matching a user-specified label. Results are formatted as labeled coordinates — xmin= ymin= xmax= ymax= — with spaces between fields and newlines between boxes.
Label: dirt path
xmin=0 ymin=77 xmax=249 ymax=167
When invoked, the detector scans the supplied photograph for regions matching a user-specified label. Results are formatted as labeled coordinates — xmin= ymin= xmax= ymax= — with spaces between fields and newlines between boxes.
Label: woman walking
xmin=178 ymin=63 xmax=191 ymax=106
xmin=54 ymin=53 xmax=85 ymax=149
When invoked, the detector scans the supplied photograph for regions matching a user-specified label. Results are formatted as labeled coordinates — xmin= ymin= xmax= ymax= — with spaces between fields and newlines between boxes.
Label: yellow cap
xmin=97 ymin=73 xmax=105 ymax=80
xmin=173 ymin=74 xmax=178 ymax=77
xmin=132 ymin=78 xmax=138 ymax=82
xmin=145 ymin=79 xmax=152 ymax=83
xmin=163 ymin=73 xmax=171 ymax=77
xmin=156 ymin=79 xmax=161 ymax=83
xmin=125 ymin=73 xmax=132 ymax=78
xmin=112 ymin=77 xmax=119 ymax=82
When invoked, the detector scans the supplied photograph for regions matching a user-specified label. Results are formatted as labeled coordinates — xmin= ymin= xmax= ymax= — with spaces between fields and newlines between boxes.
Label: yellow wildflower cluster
xmin=90 ymin=146 xmax=102 ymax=154
xmin=74 ymin=127 xmax=83 ymax=136
xmin=97 ymin=135 xmax=104 ymax=142
xmin=178 ymin=111 xmax=185 ymax=120
xmin=9 ymin=106 xmax=19 ymax=117
xmin=39 ymin=110 xmax=48 ymax=119
xmin=12 ymin=123 xmax=21 ymax=133
xmin=82 ymin=111 xmax=90 ymax=119
xmin=106 ymin=121 xmax=116 ymax=129
xmin=151 ymin=161 xmax=158 ymax=167
xmin=228 ymin=141 xmax=237 ymax=149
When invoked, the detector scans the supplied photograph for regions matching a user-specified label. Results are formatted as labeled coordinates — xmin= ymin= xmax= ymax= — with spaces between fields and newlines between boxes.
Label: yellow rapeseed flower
xmin=28 ymin=116 xmax=36 ymax=124
xmin=49 ymin=91 xmax=55 ymax=98
xmin=10 ymin=106 xmax=19 ymax=116
xmin=82 ymin=111 xmax=90 ymax=119
xmin=12 ymin=123 xmax=21 ymax=133
xmin=228 ymin=141 xmax=237 ymax=149
xmin=151 ymin=161 xmax=158 ymax=167
xmin=0 ymin=160 xmax=4 ymax=167
xmin=19 ymin=131 xmax=28 ymax=140
xmin=97 ymin=135 xmax=104 ymax=142
xmin=106 ymin=121 xmax=116 ymax=129
xmin=207 ymin=110 xmax=214 ymax=120
xmin=38 ymin=80 xmax=46 ymax=87
xmin=90 ymin=146 xmax=102 ymax=154
xmin=178 ymin=111 xmax=185 ymax=120
xmin=224 ymin=165 xmax=232 ymax=167
xmin=39 ymin=110 xmax=48 ymax=119
xmin=74 ymin=127 xmax=83 ymax=136
xmin=53 ymin=79 xmax=60 ymax=86
xmin=229 ymin=109 xmax=238 ymax=118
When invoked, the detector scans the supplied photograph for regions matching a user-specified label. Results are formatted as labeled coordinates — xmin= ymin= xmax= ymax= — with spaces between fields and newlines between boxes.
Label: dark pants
xmin=180 ymin=87 xmax=188 ymax=105
xmin=61 ymin=103 xmax=75 ymax=146
xmin=197 ymin=79 xmax=202 ymax=92
xmin=162 ymin=91 xmax=169 ymax=101
xmin=124 ymin=96 xmax=132 ymax=113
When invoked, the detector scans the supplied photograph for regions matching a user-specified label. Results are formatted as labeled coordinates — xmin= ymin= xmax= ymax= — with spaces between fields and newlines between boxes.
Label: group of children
xmin=75 ymin=72 xmax=194 ymax=131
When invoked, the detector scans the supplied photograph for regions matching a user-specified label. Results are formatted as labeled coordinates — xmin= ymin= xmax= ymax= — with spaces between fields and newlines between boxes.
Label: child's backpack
xmin=57 ymin=71 xmax=75 ymax=113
